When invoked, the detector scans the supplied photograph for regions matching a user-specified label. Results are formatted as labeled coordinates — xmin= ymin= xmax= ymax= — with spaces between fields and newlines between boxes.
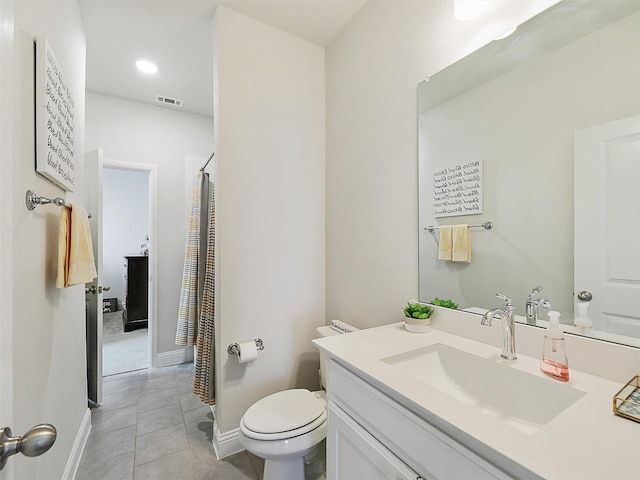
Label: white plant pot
xmin=404 ymin=317 xmax=431 ymax=333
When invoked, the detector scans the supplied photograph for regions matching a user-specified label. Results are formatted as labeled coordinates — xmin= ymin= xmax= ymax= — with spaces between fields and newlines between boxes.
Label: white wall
xmin=213 ymin=5 xmax=325 ymax=435
xmin=10 ymin=1 xmax=88 ymax=477
xmin=103 ymin=167 xmax=149 ymax=308
xmin=85 ymin=92 xmax=213 ymax=357
xmin=325 ymin=0 xmax=558 ymax=328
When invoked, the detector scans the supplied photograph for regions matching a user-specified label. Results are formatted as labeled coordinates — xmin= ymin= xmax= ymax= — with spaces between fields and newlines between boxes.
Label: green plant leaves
xmin=431 ymin=298 xmax=459 ymax=309
xmin=403 ymin=302 xmax=434 ymax=319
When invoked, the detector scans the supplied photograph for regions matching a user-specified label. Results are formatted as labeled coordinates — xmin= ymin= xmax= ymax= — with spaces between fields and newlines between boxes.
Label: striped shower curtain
xmin=193 ymin=179 xmax=215 ymax=405
xmin=175 ymin=173 xmax=205 ymax=346
xmin=176 ymin=171 xmax=216 ymax=404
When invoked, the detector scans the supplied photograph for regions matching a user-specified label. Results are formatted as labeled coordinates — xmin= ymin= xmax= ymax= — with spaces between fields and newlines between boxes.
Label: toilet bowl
xmin=239 ymin=389 xmax=327 ymax=479
xmin=238 ymin=320 xmax=358 ymax=480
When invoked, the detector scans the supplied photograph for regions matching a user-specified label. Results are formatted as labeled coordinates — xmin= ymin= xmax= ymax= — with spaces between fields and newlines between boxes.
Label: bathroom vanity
xmin=327 ymin=360 xmax=521 ymax=479
xmin=314 ymin=311 xmax=640 ymax=479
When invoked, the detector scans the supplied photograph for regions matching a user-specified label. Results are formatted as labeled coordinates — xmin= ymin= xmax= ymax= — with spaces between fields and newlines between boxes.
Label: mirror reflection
xmin=418 ymin=0 xmax=640 ymax=347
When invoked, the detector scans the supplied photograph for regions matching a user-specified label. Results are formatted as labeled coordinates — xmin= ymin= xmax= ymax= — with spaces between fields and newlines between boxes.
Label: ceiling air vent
xmin=155 ymin=95 xmax=183 ymax=107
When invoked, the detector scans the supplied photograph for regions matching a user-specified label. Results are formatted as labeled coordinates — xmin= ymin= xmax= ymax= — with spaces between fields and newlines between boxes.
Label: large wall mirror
xmin=418 ymin=0 xmax=640 ymax=348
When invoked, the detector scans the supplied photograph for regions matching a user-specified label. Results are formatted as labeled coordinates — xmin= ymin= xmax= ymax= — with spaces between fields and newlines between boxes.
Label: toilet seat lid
xmin=242 ymin=389 xmax=325 ymax=435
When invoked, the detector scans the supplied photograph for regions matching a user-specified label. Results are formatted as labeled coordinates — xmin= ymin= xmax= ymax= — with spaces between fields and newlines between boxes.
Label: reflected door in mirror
xmin=574 ymin=114 xmax=640 ymax=338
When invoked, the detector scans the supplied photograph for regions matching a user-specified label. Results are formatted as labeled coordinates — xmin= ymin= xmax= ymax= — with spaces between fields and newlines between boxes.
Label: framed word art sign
xmin=35 ymin=36 xmax=76 ymax=192
xmin=432 ymin=160 xmax=483 ymax=218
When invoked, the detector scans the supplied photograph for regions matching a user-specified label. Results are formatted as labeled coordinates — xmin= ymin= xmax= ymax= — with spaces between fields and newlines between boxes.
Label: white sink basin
xmin=382 ymin=343 xmax=585 ymax=433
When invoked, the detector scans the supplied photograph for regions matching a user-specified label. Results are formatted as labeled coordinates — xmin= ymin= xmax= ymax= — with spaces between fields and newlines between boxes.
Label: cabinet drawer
xmin=328 ymin=360 xmax=512 ymax=480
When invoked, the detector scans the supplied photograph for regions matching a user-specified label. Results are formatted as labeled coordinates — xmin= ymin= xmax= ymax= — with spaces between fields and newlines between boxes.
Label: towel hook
xmin=25 ymin=190 xmax=66 ymax=211
xmin=25 ymin=190 xmax=92 ymax=218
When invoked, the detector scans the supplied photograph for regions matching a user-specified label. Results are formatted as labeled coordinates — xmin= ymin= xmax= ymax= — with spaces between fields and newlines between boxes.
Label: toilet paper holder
xmin=227 ymin=338 xmax=264 ymax=356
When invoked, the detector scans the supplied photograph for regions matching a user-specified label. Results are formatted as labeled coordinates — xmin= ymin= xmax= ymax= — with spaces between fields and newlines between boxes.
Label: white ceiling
xmin=78 ymin=0 xmax=367 ymax=117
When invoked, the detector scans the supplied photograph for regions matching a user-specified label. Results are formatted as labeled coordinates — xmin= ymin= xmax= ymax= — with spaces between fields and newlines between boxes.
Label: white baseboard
xmin=63 ymin=408 xmax=91 ymax=480
xmin=211 ymin=409 xmax=244 ymax=460
xmin=155 ymin=348 xmax=193 ymax=368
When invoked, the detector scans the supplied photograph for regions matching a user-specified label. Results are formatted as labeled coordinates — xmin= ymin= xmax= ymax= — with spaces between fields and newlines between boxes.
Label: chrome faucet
xmin=525 ymin=285 xmax=551 ymax=325
xmin=481 ymin=293 xmax=517 ymax=360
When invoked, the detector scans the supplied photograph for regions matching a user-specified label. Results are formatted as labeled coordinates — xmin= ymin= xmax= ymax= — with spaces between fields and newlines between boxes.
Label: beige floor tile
xmin=193 ymin=450 xmax=259 ymax=480
xmin=135 ymin=423 xmax=190 ymax=466
xmin=76 ymin=452 xmax=134 ymax=480
xmin=139 ymin=365 xmax=176 ymax=380
xmin=137 ymin=385 xmax=180 ymax=413
xmin=79 ymin=425 xmax=136 ymax=466
xmin=100 ymin=389 xmax=139 ymax=412
xmin=137 ymin=402 xmax=184 ymax=436
xmin=102 ymin=375 xmax=140 ymax=395
xmin=180 ymin=391 xmax=205 ymax=412
xmin=91 ymin=404 xmax=137 ymax=435
xmin=183 ymin=405 xmax=213 ymax=435
xmin=139 ymin=372 xmax=177 ymax=393
xmin=77 ymin=363 xmax=274 ymax=480
xmin=134 ymin=449 xmax=196 ymax=480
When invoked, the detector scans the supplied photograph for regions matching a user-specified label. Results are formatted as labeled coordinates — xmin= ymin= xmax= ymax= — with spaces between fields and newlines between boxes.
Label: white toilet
xmin=238 ymin=320 xmax=358 ymax=480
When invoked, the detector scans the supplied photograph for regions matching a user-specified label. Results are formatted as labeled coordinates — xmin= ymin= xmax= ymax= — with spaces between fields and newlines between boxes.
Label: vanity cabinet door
xmin=328 ymin=402 xmax=423 ymax=480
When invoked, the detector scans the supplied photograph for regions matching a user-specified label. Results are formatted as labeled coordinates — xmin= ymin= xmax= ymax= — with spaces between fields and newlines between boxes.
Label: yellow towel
xmin=438 ymin=225 xmax=453 ymax=261
xmin=452 ymin=224 xmax=471 ymax=263
xmin=56 ymin=205 xmax=97 ymax=288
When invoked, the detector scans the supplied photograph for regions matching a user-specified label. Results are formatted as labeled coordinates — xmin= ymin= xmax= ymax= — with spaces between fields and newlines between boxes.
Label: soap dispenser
xmin=573 ymin=301 xmax=593 ymax=334
xmin=540 ymin=311 xmax=569 ymax=382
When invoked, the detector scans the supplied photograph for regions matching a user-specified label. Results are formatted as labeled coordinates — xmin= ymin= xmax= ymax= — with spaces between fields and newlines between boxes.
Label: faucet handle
xmin=528 ymin=285 xmax=543 ymax=300
xmin=495 ymin=293 xmax=513 ymax=306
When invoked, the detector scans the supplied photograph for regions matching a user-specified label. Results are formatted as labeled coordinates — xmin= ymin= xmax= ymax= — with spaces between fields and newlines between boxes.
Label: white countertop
xmin=314 ymin=321 xmax=640 ymax=480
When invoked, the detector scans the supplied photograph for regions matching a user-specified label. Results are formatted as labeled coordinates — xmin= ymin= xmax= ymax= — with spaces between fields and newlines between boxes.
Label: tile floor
xmin=76 ymin=363 xmax=264 ymax=480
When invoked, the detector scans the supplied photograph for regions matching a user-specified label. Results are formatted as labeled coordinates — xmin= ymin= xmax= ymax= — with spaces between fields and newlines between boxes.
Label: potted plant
xmin=430 ymin=298 xmax=459 ymax=309
xmin=403 ymin=302 xmax=434 ymax=333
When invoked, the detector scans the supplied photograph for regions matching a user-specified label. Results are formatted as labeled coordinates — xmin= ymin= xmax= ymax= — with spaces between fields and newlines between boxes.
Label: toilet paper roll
xmin=237 ymin=341 xmax=258 ymax=364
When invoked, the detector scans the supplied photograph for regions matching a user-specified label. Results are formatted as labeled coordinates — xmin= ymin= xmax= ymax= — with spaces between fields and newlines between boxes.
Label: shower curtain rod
xmin=200 ymin=152 xmax=215 ymax=172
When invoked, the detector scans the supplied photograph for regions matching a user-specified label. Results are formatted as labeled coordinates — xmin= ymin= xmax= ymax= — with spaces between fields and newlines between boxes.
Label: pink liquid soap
xmin=541 ymin=359 xmax=570 ymax=382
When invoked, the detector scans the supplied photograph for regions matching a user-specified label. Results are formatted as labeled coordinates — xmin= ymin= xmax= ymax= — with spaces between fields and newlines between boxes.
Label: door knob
xmin=577 ymin=290 xmax=593 ymax=301
xmin=0 ymin=424 xmax=57 ymax=470
xmin=85 ymin=285 xmax=111 ymax=294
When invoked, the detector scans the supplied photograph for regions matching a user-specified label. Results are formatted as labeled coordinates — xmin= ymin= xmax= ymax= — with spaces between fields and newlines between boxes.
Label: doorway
xmin=102 ymin=160 xmax=156 ymax=377
xmin=101 ymin=165 xmax=151 ymax=376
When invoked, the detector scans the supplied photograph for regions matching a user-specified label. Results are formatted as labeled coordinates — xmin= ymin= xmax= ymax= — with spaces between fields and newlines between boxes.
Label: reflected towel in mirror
xmin=438 ymin=225 xmax=453 ymax=261
xmin=438 ymin=224 xmax=471 ymax=263
xmin=452 ymin=224 xmax=471 ymax=262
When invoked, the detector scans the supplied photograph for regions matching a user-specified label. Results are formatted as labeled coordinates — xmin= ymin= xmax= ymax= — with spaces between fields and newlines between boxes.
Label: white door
xmin=574 ymin=114 xmax=640 ymax=337
xmin=1 ymin=3 xmax=55 ymax=474
xmin=0 ymin=0 xmax=15 ymax=476
xmin=85 ymin=149 xmax=105 ymax=404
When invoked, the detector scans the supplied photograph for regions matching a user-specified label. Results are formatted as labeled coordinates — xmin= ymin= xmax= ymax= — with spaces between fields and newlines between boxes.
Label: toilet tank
xmin=316 ymin=320 xmax=359 ymax=389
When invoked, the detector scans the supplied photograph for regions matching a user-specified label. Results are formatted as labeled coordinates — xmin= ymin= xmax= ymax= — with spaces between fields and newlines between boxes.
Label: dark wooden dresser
xmin=123 ymin=255 xmax=148 ymax=332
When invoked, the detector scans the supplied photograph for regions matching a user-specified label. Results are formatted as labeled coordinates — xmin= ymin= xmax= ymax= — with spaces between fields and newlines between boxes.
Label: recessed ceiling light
xmin=136 ymin=59 xmax=158 ymax=75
